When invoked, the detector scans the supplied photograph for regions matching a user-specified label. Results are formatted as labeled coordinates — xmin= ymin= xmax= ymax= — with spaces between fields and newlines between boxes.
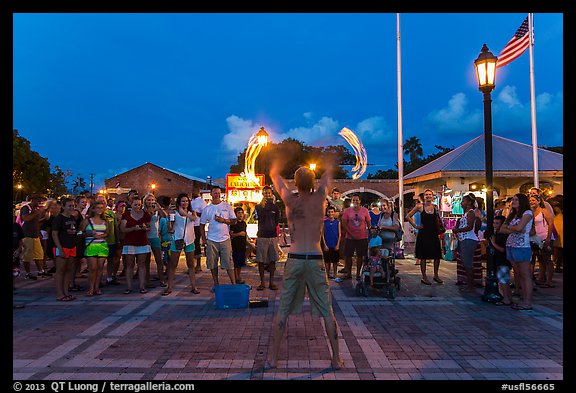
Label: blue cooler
xmin=214 ymin=284 xmax=251 ymax=309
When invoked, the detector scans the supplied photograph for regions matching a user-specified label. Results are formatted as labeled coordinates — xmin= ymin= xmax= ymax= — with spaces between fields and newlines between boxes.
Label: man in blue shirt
xmin=322 ymin=206 xmax=341 ymax=279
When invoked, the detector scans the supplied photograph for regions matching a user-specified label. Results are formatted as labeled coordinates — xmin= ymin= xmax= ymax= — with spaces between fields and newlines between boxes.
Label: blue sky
xmin=13 ymin=13 xmax=563 ymax=190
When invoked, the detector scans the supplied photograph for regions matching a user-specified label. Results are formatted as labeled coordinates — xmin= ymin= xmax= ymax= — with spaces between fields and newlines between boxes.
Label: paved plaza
xmin=13 ymin=250 xmax=563 ymax=382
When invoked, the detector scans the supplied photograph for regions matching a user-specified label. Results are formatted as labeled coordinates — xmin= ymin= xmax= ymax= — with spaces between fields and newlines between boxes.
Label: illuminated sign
xmin=226 ymin=174 xmax=265 ymax=204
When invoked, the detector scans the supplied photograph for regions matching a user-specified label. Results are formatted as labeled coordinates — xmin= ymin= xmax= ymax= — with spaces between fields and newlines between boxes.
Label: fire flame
xmin=244 ymin=132 xmax=268 ymax=186
xmin=339 ymin=127 xmax=368 ymax=180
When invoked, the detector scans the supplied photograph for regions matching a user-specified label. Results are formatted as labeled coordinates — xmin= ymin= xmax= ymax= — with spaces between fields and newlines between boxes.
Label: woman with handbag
xmin=452 ymin=193 xmax=479 ymax=293
xmin=162 ymin=193 xmax=198 ymax=296
xmin=529 ymin=194 xmax=555 ymax=288
xmin=406 ymin=189 xmax=443 ymax=285
xmin=377 ymin=199 xmax=401 ymax=253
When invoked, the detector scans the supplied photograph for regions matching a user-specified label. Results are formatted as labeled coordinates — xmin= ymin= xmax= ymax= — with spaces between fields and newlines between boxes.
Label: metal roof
xmin=404 ymin=134 xmax=563 ymax=180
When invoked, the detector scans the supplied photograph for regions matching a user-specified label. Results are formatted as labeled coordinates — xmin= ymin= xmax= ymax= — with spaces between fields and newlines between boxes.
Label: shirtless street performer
xmin=267 ymin=161 xmax=343 ymax=370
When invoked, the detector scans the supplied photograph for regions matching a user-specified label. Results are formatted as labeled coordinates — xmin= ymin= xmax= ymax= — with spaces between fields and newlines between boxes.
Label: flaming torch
xmin=244 ymin=127 xmax=269 ymax=187
xmin=339 ymin=127 xmax=368 ymax=179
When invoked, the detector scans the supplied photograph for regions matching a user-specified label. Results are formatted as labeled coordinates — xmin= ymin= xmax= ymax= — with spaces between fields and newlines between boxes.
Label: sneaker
xmin=25 ymin=273 xmax=37 ymax=280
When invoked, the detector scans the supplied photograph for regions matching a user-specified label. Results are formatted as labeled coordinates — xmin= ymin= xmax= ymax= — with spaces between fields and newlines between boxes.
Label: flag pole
xmin=528 ymin=12 xmax=539 ymax=188
xmin=396 ymin=13 xmax=404 ymax=247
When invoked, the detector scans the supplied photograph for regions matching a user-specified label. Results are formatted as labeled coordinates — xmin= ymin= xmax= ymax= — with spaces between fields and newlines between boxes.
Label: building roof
xmin=404 ymin=134 xmax=563 ymax=180
xmin=157 ymin=164 xmax=225 ymax=188
xmin=109 ymin=162 xmax=225 ymax=188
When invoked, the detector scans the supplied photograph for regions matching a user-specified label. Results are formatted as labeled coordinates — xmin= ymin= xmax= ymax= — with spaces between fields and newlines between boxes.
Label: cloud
xmin=277 ymin=116 xmax=340 ymax=146
xmin=354 ymin=116 xmax=394 ymax=147
xmin=497 ymin=85 xmax=523 ymax=108
xmin=424 ymin=92 xmax=483 ymax=135
xmin=422 ymin=87 xmax=562 ymax=146
xmin=221 ymin=115 xmax=259 ymax=153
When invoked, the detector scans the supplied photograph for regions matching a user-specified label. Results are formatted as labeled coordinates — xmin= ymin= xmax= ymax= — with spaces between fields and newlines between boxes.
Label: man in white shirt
xmin=190 ymin=189 xmax=207 ymax=274
xmin=200 ymin=186 xmax=237 ymax=288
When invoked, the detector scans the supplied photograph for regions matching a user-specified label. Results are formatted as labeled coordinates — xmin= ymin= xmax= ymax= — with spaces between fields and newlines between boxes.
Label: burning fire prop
xmin=339 ymin=127 xmax=368 ymax=179
xmin=243 ymin=127 xmax=269 ymax=187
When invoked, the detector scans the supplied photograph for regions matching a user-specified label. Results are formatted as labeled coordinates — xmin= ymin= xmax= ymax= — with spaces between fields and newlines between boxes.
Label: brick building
xmin=104 ymin=162 xmax=224 ymax=201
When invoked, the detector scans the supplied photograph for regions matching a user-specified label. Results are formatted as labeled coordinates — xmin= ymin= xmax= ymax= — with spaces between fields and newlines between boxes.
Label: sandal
xmin=433 ymin=277 xmax=444 ymax=284
xmin=86 ymin=291 xmax=94 ymax=297
xmin=421 ymin=279 xmax=432 ymax=285
xmin=190 ymin=288 xmax=200 ymax=294
xmin=256 ymin=284 xmax=266 ymax=291
xmin=538 ymin=283 xmax=555 ymax=288
xmin=139 ymin=289 xmax=148 ymax=294
xmin=57 ymin=295 xmax=73 ymax=301
xmin=161 ymin=290 xmax=172 ymax=296
xmin=123 ymin=289 xmax=132 ymax=295
xmin=269 ymin=284 xmax=278 ymax=290
xmin=494 ymin=301 xmax=512 ymax=306
xmin=95 ymin=289 xmax=102 ymax=296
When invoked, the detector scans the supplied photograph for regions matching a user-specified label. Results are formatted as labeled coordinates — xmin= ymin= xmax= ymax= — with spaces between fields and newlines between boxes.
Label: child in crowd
xmin=488 ymin=215 xmax=512 ymax=306
xmin=230 ymin=207 xmax=247 ymax=284
xmin=322 ymin=206 xmax=341 ymax=280
xmin=367 ymin=247 xmax=384 ymax=287
xmin=368 ymin=227 xmax=382 ymax=251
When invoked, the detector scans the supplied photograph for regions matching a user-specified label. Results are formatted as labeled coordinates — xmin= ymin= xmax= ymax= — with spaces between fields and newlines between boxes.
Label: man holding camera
xmin=255 ymin=186 xmax=281 ymax=291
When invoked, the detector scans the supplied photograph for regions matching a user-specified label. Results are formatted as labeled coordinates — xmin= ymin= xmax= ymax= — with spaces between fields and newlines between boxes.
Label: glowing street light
xmin=474 ymin=43 xmax=500 ymax=303
xmin=256 ymin=127 xmax=269 ymax=145
xmin=309 ymin=163 xmax=317 ymax=171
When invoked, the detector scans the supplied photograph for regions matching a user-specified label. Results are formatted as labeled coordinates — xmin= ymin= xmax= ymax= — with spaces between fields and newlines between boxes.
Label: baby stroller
xmin=355 ymin=243 xmax=401 ymax=299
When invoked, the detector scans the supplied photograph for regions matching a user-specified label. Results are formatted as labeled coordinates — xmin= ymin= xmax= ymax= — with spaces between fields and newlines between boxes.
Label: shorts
xmin=53 ymin=246 xmax=77 ymax=259
xmin=278 ymin=256 xmax=332 ymax=317
xmin=497 ymin=265 xmax=511 ymax=285
xmin=232 ymin=250 xmax=246 ymax=268
xmin=85 ymin=242 xmax=109 ymax=257
xmin=256 ymin=237 xmax=279 ymax=264
xmin=122 ymin=245 xmax=152 ymax=255
xmin=322 ymin=248 xmax=339 ymax=264
xmin=344 ymin=238 xmax=368 ymax=258
xmin=148 ymin=237 xmax=161 ymax=249
xmin=22 ymin=237 xmax=44 ymax=261
xmin=194 ymin=226 xmax=202 ymax=256
xmin=459 ymin=239 xmax=478 ymax=270
xmin=506 ymin=246 xmax=532 ymax=262
xmin=169 ymin=240 xmax=195 ymax=254
xmin=205 ymin=239 xmax=232 ymax=270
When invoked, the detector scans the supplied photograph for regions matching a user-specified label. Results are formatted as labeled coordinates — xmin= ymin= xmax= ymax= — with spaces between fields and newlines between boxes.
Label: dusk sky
xmin=13 ymin=13 xmax=563 ymax=191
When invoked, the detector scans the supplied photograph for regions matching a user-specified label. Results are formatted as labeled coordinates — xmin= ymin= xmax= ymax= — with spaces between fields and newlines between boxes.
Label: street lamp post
xmin=474 ymin=44 xmax=502 ymax=303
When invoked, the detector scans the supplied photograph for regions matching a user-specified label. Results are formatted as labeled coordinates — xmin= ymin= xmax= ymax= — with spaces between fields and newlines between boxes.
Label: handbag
xmin=435 ymin=211 xmax=446 ymax=235
xmin=174 ymin=215 xmax=188 ymax=251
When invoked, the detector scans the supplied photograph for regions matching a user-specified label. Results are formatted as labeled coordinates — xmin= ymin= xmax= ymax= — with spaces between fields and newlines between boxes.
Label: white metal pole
xmin=528 ymin=12 xmax=539 ymax=188
xmin=396 ymin=13 xmax=405 ymax=247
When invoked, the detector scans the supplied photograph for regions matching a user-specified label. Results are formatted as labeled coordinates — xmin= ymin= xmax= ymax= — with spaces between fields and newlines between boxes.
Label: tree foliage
xmin=368 ymin=136 xmax=454 ymax=179
xmin=230 ymin=137 xmax=355 ymax=183
xmin=13 ymin=129 xmax=71 ymax=200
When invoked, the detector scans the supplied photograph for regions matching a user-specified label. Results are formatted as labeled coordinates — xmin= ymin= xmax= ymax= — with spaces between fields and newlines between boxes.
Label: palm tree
xmin=404 ymin=136 xmax=423 ymax=163
xmin=71 ymin=175 xmax=86 ymax=195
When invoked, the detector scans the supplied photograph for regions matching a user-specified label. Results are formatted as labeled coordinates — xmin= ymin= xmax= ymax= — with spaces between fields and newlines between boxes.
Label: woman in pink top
xmin=341 ymin=194 xmax=371 ymax=280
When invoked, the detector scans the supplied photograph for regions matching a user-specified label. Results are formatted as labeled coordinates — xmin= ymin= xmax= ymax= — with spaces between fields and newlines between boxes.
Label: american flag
xmin=497 ymin=17 xmax=531 ymax=68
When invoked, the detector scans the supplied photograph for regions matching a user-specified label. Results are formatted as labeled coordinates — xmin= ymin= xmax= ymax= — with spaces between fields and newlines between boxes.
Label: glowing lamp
xmin=474 ymin=44 xmax=498 ymax=93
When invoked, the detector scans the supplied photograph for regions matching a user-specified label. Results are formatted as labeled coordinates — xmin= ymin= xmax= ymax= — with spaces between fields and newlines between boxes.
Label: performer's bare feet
xmin=331 ymin=357 xmax=344 ymax=370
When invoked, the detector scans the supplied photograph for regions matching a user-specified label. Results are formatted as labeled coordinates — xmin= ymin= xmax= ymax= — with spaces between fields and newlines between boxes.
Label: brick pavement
xmin=13 ymin=249 xmax=563 ymax=381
